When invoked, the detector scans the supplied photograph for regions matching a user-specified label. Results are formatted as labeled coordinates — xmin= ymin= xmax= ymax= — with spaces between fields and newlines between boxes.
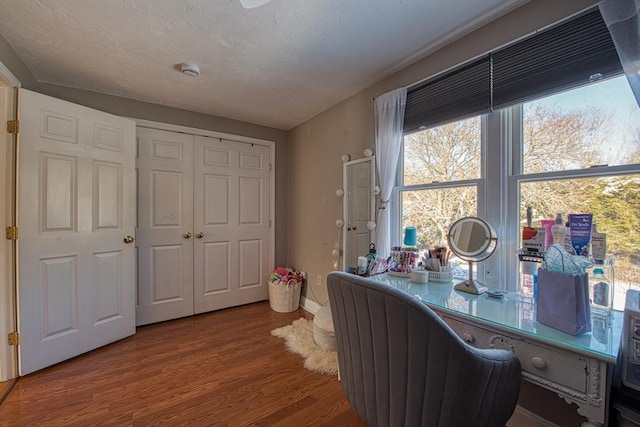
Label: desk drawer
xmin=442 ymin=315 xmax=588 ymax=394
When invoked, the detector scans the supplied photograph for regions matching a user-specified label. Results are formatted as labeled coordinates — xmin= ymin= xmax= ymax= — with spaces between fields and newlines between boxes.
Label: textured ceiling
xmin=0 ymin=0 xmax=525 ymax=130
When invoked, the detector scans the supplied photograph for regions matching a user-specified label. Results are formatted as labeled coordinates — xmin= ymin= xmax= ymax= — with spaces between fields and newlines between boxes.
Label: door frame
xmin=0 ymin=61 xmax=20 ymax=381
xmin=133 ymin=119 xmax=276 ymax=298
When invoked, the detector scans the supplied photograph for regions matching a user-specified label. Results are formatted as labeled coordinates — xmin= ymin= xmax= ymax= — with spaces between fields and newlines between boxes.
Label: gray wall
xmin=1 ymin=0 xmax=603 ymax=424
xmin=286 ymin=0 xmax=598 ymax=425
xmin=287 ymin=0 xmax=599 ymax=305
xmin=0 ymin=32 xmax=290 ymax=268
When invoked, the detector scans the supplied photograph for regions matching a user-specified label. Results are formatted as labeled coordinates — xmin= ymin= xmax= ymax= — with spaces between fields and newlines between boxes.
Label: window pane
xmin=400 ymin=186 xmax=477 ymax=251
xmin=523 ymin=76 xmax=640 ymax=174
xmin=403 ymin=116 xmax=481 ymax=185
xmin=520 ymin=175 xmax=640 ymax=309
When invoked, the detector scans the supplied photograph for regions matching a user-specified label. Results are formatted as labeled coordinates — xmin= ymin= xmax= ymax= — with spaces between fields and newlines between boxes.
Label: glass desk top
xmin=368 ymin=274 xmax=623 ymax=363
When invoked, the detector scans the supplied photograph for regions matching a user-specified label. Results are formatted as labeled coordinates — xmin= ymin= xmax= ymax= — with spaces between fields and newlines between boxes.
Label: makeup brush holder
xmin=428 ymin=266 xmax=453 ymax=283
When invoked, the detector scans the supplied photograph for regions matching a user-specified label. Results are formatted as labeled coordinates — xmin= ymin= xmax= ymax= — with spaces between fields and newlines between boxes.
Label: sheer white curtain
xmin=600 ymin=0 xmax=640 ymax=106
xmin=374 ymin=88 xmax=407 ymax=259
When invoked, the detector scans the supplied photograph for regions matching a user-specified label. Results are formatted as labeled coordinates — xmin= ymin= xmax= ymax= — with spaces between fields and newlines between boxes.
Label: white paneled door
xmin=136 ymin=128 xmax=194 ymax=325
xmin=17 ymin=89 xmax=136 ymax=375
xmin=193 ymin=136 xmax=270 ymax=313
xmin=136 ymin=129 xmax=271 ymax=324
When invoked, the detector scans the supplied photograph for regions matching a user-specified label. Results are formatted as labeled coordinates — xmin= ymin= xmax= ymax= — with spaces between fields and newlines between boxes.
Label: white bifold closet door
xmin=136 ymin=128 xmax=271 ymax=326
xmin=192 ymin=135 xmax=270 ymax=313
xmin=136 ymin=128 xmax=194 ymax=325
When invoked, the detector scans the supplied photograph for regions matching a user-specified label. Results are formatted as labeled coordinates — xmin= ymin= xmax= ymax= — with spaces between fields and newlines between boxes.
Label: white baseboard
xmin=300 ymin=296 xmax=321 ymax=314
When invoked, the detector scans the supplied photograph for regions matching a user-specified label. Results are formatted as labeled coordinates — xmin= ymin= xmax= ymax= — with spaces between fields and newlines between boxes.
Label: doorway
xmin=0 ymin=61 xmax=20 ymax=384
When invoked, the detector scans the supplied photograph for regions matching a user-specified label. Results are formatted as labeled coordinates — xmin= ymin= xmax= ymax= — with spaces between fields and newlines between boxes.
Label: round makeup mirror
xmin=447 ymin=217 xmax=497 ymax=295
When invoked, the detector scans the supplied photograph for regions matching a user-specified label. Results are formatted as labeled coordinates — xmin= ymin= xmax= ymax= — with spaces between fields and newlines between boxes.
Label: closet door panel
xmin=204 ymin=174 xmax=229 ymax=224
xmin=136 ymin=128 xmax=272 ymax=323
xmin=136 ymin=128 xmax=194 ymax=326
xmin=193 ymin=136 xmax=270 ymax=313
xmin=202 ymin=241 xmax=230 ymax=294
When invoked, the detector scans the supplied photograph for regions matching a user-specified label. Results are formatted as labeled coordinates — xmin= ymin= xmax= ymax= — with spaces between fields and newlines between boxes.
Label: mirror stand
xmin=447 ymin=217 xmax=497 ymax=295
xmin=453 ymin=260 xmax=488 ymax=295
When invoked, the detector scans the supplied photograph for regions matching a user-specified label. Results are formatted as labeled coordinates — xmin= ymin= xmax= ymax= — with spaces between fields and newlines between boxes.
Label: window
xmin=522 ymin=77 xmax=639 ymax=173
xmin=513 ymin=76 xmax=640 ymax=308
xmin=397 ymin=75 xmax=640 ymax=301
xmin=398 ymin=116 xmax=482 ymax=279
xmin=393 ymin=8 xmax=640 ymax=301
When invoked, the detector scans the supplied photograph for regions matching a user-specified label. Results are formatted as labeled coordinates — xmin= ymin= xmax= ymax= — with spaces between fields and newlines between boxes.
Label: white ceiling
xmin=0 ymin=0 xmax=525 ymax=130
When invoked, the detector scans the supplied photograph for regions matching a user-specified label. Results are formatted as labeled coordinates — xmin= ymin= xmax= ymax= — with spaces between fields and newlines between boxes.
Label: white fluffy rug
xmin=271 ymin=318 xmax=338 ymax=376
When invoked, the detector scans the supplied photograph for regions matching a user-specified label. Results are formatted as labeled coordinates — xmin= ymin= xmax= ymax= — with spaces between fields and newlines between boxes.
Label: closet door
xmin=193 ymin=136 xmax=270 ymax=313
xmin=136 ymin=128 xmax=194 ymax=326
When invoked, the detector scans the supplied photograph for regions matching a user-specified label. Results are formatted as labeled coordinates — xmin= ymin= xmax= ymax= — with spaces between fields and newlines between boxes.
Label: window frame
xmin=393 ymin=115 xmax=489 ymax=284
xmin=393 ymin=95 xmax=640 ymax=292
xmin=394 ymin=6 xmax=639 ymax=292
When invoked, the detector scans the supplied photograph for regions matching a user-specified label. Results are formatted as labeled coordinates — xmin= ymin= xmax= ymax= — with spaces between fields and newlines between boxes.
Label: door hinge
xmin=7 ymin=120 xmax=19 ymax=135
xmin=5 ymin=226 xmax=18 ymax=240
xmin=8 ymin=332 xmax=19 ymax=346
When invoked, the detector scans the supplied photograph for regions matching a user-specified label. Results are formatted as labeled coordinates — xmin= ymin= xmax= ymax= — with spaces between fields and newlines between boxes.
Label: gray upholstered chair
xmin=327 ymin=271 xmax=521 ymax=427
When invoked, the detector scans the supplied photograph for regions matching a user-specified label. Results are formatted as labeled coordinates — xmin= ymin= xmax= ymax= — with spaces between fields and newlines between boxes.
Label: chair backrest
xmin=327 ymin=271 xmax=521 ymax=427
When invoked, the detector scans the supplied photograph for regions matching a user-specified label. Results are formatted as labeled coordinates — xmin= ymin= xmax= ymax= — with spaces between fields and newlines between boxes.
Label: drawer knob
xmin=531 ymin=357 xmax=546 ymax=370
xmin=462 ymin=332 xmax=474 ymax=343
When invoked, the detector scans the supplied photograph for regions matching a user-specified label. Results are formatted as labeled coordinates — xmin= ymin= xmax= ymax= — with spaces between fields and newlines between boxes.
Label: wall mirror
xmin=342 ymin=156 xmax=375 ymax=271
xmin=447 ymin=216 xmax=497 ymax=295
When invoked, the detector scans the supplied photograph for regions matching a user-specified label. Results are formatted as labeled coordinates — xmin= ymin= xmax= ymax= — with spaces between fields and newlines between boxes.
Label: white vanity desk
xmin=368 ymin=274 xmax=623 ymax=427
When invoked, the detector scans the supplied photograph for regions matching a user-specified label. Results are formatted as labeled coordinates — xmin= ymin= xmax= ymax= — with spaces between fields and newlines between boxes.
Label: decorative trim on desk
xmin=586 ymin=359 xmax=604 ymax=409
xmin=489 ymin=334 xmax=516 ymax=353
xmin=522 ymin=371 xmax=587 ymax=403
xmin=588 ymin=359 xmax=603 ymax=405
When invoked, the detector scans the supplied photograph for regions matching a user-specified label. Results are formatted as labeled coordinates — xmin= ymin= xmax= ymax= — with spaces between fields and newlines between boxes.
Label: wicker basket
xmin=268 ymin=280 xmax=302 ymax=313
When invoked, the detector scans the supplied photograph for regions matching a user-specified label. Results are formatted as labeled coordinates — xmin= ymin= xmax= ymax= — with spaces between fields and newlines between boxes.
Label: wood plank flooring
xmin=0 ymin=302 xmax=365 ymax=427
xmin=0 ymin=378 xmax=16 ymax=405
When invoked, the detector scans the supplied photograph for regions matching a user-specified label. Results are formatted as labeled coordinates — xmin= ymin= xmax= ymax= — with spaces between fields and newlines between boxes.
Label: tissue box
xmin=523 ymin=227 xmax=545 ymax=256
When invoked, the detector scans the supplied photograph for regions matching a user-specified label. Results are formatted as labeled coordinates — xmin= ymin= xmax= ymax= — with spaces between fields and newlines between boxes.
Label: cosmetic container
xmin=551 ymin=213 xmax=566 ymax=245
xmin=589 ymin=266 xmax=613 ymax=312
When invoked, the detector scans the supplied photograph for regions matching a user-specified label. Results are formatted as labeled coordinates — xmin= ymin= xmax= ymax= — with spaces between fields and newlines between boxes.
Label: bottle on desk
xmin=518 ymin=261 xmax=538 ymax=303
xmin=589 ymin=265 xmax=613 ymax=313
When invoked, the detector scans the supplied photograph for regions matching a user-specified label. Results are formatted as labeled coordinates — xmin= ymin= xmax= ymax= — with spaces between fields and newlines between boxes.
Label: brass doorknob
xmin=123 ymin=235 xmax=135 ymax=244
xmin=183 ymin=232 xmax=192 ymax=239
xmin=196 ymin=232 xmax=204 ymax=239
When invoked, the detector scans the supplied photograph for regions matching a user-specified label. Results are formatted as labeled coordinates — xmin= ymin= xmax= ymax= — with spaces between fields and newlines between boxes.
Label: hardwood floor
xmin=0 ymin=378 xmax=16 ymax=405
xmin=0 ymin=302 xmax=365 ymax=427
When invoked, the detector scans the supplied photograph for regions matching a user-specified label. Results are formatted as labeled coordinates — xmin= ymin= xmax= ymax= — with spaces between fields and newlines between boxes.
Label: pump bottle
xmin=551 ymin=213 xmax=566 ymax=245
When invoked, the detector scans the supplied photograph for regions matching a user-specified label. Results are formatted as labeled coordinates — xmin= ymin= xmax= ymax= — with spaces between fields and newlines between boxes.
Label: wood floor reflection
xmin=0 ymin=302 xmax=364 ymax=426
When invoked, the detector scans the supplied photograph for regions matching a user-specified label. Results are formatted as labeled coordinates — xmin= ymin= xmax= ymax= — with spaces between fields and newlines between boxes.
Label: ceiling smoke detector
xmin=240 ymin=0 xmax=271 ymax=9
xmin=181 ymin=62 xmax=200 ymax=77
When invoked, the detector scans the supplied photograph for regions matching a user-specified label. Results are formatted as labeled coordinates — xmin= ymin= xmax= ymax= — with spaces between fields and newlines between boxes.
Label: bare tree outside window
xmin=399 ymin=76 xmax=640 ymax=299
xmin=402 ymin=117 xmax=480 ymax=249
xmin=522 ymin=78 xmax=640 ymax=292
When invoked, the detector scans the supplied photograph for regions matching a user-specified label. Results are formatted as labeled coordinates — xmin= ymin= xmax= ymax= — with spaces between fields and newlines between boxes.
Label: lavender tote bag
xmin=536 ymin=247 xmax=591 ymax=336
